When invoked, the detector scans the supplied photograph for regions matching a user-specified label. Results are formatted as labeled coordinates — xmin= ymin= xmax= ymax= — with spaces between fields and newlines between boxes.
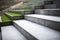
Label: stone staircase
xmin=0 ymin=0 xmax=60 ymax=40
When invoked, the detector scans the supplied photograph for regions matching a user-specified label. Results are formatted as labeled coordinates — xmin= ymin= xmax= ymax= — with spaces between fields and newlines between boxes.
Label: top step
xmin=14 ymin=20 xmax=60 ymax=40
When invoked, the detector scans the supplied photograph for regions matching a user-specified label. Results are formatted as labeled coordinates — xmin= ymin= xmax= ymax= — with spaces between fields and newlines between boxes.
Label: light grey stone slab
xmin=1 ymin=26 xmax=27 ymax=40
xmin=25 ymin=14 xmax=60 ymax=22
xmin=14 ymin=20 xmax=60 ymax=40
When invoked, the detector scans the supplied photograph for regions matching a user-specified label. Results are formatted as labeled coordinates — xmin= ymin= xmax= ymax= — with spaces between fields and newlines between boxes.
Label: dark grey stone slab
xmin=0 ymin=32 xmax=1 ymax=40
xmin=22 ymin=11 xmax=34 ymax=15
xmin=45 ymin=20 xmax=60 ymax=31
xmin=0 ymin=21 xmax=13 ymax=26
xmin=34 ymin=5 xmax=44 ymax=9
xmin=53 ymin=0 xmax=60 ymax=4
xmin=38 ymin=18 xmax=45 ymax=26
xmin=44 ymin=4 xmax=60 ymax=9
xmin=11 ymin=16 xmax=24 ymax=20
xmin=0 ymin=22 xmax=2 ymax=27
xmin=44 ymin=0 xmax=53 ymax=5
xmin=25 ymin=16 xmax=39 ymax=24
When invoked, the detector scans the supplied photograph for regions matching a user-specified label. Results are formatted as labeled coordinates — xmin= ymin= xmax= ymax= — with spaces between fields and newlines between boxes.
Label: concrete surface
xmin=25 ymin=14 xmax=60 ymax=22
xmin=25 ymin=14 xmax=60 ymax=31
xmin=14 ymin=20 xmax=60 ymax=40
xmin=1 ymin=26 xmax=27 ymax=40
xmin=35 ymin=9 xmax=60 ymax=16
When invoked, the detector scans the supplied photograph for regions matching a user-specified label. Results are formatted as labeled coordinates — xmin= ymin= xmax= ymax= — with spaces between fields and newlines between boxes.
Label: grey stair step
xmin=14 ymin=21 xmax=38 ymax=40
xmin=35 ymin=9 xmax=60 ymax=16
xmin=14 ymin=20 xmax=60 ymax=40
xmin=44 ymin=0 xmax=53 ymax=5
xmin=1 ymin=26 xmax=27 ymax=40
xmin=25 ymin=14 xmax=60 ymax=22
xmin=25 ymin=14 xmax=60 ymax=31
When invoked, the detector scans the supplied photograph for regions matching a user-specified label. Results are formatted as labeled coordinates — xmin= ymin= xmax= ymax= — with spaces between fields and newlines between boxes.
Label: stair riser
xmin=0 ymin=22 xmax=13 ymax=26
xmin=34 ymin=5 xmax=44 ymax=9
xmin=11 ymin=16 xmax=24 ymax=20
xmin=44 ymin=4 xmax=60 ymax=9
xmin=44 ymin=0 xmax=60 ymax=9
xmin=0 ymin=26 xmax=1 ymax=32
xmin=5 ymin=14 xmax=24 ymax=20
xmin=0 ymin=23 xmax=2 ymax=27
xmin=22 ymin=11 xmax=34 ymax=15
xmin=25 ymin=16 xmax=60 ymax=31
xmin=44 ymin=0 xmax=53 ymax=5
xmin=53 ymin=0 xmax=60 ymax=4
xmin=25 ymin=16 xmax=39 ymax=24
xmin=13 ymin=23 xmax=38 ymax=40
xmin=35 ymin=10 xmax=60 ymax=16
xmin=0 ymin=29 xmax=1 ymax=40
xmin=44 ymin=19 xmax=60 ymax=31
xmin=11 ymin=11 xmax=34 ymax=15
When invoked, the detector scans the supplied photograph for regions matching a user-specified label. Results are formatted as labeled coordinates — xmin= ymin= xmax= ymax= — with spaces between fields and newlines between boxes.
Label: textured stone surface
xmin=1 ymin=26 xmax=27 ymax=40
xmin=25 ymin=16 xmax=39 ymax=24
xmin=35 ymin=9 xmax=60 ymax=16
xmin=25 ymin=14 xmax=60 ymax=31
xmin=14 ymin=20 xmax=60 ymax=40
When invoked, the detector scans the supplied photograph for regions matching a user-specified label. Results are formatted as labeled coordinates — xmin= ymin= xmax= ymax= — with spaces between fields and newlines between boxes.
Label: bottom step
xmin=1 ymin=26 xmax=27 ymax=40
xmin=14 ymin=20 xmax=60 ymax=40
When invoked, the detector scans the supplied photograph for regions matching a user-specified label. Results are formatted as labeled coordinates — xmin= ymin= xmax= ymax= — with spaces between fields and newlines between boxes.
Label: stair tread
xmin=14 ymin=20 xmax=60 ymax=40
xmin=25 ymin=14 xmax=60 ymax=22
xmin=1 ymin=26 xmax=27 ymax=40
